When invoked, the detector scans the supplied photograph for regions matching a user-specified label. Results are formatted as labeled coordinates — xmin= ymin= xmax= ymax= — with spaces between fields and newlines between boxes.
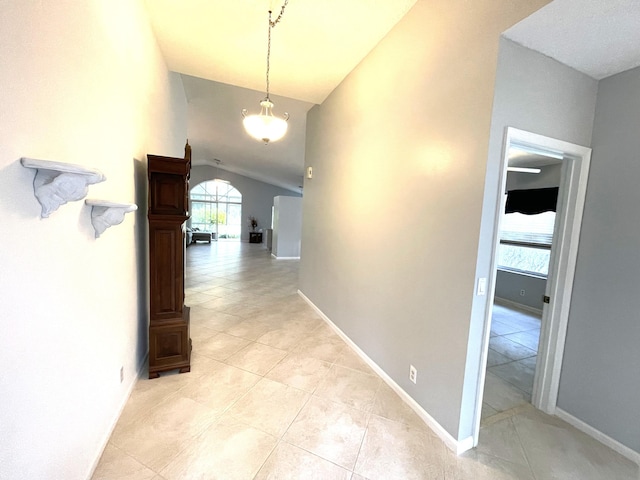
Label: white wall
xmin=272 ymin=196 xmax=303 ymax=258
xmin=189 ymin=166 xmax=300 ymax=242
xmin=0 ymin=1 xmax=187 ymax=479
xmin=557 ymin=66 xmax=640 ymax=453
xmin=299 ymin=0 xmax=548 ymax=444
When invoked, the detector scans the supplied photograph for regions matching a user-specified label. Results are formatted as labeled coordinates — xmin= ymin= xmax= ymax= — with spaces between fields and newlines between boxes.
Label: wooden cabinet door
xmin=149 ymin=217 xmax=185 ymax=321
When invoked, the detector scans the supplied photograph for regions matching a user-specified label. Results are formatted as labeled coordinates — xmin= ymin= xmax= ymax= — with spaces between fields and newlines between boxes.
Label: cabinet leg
xmin=149 ymin=372 xmax=160 ymax=379
xmin=179 ymin=366 xmax=191 ymax=374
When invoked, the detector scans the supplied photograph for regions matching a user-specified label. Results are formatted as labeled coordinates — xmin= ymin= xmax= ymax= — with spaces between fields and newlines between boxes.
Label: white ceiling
xmin=145 ymin=0 xmax=640 ymax=192
xmin=145 ymin=0 xmax=418 ymax=105
xmin=145 ymin=0 xmax=417 ymax=191
xmin=182 ymin=75 xmax=313 ymax=191
xmin=504 ymin=0 xmax=640 ymax=80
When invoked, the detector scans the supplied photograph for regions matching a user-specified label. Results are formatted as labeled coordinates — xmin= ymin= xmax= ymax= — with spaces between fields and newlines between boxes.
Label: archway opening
xmin=190 ymin=180 xmax=242 ymax=241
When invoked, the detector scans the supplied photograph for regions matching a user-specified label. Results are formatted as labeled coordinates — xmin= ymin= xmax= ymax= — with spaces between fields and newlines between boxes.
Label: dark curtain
xmin=505 ymin=187 xmax=559 ymax=215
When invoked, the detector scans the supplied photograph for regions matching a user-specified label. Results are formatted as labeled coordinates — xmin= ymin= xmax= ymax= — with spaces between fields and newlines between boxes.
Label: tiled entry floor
xmin=93 ymin=243 xmax=638 ymax=479
xmin=483 ymin=303 xmax=541 ymax=419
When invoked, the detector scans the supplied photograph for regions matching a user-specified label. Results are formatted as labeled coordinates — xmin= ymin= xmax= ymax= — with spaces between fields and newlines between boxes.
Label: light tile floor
xmin=93 ymin=242 xmax=639 ymax=479
xmin=482 ymin=303 xmax=541 ymax=419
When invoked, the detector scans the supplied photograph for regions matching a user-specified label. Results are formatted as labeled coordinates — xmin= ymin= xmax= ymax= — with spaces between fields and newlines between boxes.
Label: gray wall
xmin=557 ymin=66 xmax=640 ymax=452
xmin=273 ymin=196 xmax=302 ymax=258
xmin=495 ymin=270 xmax=545 ymax=311
xmin=466 ymin=37 xmax=599 ymax=436
xmin=190 ymin=166 xmax=300 ymax=242
xmin=300 ymin=1 xmax=548 ymax=442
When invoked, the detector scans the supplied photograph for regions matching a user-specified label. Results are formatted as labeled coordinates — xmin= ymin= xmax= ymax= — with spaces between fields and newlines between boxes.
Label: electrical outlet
xmin=520 ymin=289 xmax=526 ymax=296
xmin=120 ymin=366 xmax=124 ymax=383
xmin=409 ymin=365 xmax=417 ymax=384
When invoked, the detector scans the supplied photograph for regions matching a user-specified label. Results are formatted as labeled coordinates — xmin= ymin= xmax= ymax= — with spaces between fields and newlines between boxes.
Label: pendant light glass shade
xmin=242 ymin=2 xmax=290 ymax=145
xmin=242 ymin=99 xmax=289 ymax=144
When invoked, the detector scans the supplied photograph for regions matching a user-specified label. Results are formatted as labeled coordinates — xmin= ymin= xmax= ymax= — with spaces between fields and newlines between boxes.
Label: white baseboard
xmin=271 ymin=254 xmax=300 ymax=259
xmin=494 ymin=297 xmax=543 ymax=316
xmin=297 ymin=290 xmax=472 ymax=455
xmin=554 ymin=408 xmax=640 ymax=465
xmin=85 ymin=353 xmax=149 ymax=480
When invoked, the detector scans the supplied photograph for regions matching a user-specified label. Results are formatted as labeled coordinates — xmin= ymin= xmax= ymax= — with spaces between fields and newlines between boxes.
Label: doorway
xmin=476 ymin=127 xmax=591 ymax=437
xmin=483 ymin=145 xmax=562 ymax=417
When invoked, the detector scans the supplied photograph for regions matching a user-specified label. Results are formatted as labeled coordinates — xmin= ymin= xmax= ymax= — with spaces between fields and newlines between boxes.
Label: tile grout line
xmin=509 ymin=415 xmax=541 ymax=480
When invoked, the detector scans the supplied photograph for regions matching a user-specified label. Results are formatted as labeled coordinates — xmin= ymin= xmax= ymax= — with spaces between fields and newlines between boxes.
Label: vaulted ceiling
xmin=145 ymin=0 xmax=640 ymax=192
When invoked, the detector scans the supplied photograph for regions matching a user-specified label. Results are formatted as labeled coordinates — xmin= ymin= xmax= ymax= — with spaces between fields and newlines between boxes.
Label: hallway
xmin=93 ymin=242 xmax=638 ymax=479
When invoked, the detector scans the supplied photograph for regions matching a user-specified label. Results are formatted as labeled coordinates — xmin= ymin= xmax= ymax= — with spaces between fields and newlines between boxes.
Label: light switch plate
xmin=477 ymin=277 xmax=487 ymax=296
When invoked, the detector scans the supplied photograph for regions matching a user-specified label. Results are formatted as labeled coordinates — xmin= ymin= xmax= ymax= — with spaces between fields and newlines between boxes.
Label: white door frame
xmin=481 ymin=127 xmax=591 ymax=421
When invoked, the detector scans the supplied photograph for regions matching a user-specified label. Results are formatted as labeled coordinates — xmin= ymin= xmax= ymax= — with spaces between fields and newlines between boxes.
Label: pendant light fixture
xmin=242 ymin=1 xmax=290 ymax=144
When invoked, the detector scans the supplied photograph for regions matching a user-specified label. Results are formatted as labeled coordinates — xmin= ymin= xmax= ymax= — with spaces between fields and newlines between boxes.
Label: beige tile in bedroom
xmin=483 ymin=371 xmax=530 ymax=413
xmin=503 ymin=330 xmax=540 ymax=351
xmin=487 ymin=348 xmax=512 ymax=367
xmin=489 ymin=336 xmax=537 ymax=361
xmin=489 ymin=359 xmax=536 ymax=395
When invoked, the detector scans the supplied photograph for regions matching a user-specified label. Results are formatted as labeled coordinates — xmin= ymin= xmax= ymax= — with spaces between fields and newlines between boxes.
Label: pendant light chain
xmin=241 ymin=0 xmax=290 ymax=144
xmin=265 ymin=0 xmax=288 ymax=101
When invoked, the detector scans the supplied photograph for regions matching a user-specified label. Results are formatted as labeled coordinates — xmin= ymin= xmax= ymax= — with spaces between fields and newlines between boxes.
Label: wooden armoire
xmin=147 ymin=141 xmax=192 ymax=379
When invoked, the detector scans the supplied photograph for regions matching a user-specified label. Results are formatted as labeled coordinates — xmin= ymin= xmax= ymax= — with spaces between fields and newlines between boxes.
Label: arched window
xmin=190 ymin=181 xmax=242 ymax=240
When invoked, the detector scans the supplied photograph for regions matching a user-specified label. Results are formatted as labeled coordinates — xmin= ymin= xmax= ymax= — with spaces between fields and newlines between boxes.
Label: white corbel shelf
xmin=85 ymin=200 xmax=138 ymax=238
xmin=21 ymin=158 xmax=106 ymax=218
